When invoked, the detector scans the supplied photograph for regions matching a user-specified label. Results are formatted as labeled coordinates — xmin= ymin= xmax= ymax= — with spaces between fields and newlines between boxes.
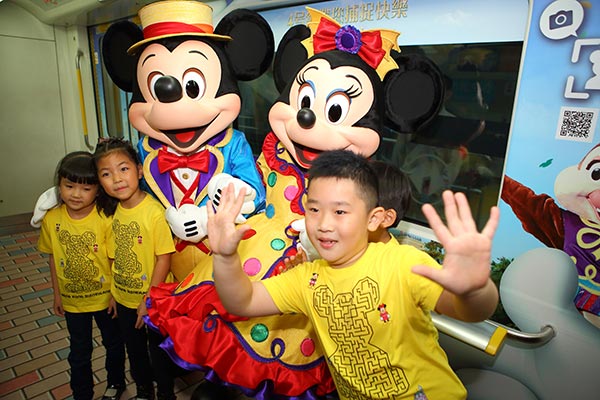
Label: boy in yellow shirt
xmin=208 ymin=150 xmax=499 ymax=399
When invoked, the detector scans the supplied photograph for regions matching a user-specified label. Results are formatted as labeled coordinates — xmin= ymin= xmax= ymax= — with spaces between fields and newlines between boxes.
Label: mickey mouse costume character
xmin=147 ymin=7 xmax=445 ymax=400
xmin=101 ymin=0 xmax=272 ymax=281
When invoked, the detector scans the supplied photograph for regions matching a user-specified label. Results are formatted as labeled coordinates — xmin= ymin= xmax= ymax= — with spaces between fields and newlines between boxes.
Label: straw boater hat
xmin=127 ymin=0 xmax=231 ymax=55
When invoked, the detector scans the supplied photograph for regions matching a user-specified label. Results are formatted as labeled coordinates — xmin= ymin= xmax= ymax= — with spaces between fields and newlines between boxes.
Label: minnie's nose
xmin=297 ymin=108 xmax=316 ymax=129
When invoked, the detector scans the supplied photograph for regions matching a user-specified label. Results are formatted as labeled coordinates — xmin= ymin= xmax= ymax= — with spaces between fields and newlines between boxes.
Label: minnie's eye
xmin=325 ymin=92 xmax=350 ymax=124
xmin=591 ymin=166 xmax=600 ymax=181
xmin=182 ymin=69 xmax=206 ymax=100
xmin=148 ymin=72 xmax=164 ymax=100
xmin=297 ymin=83 xmax=315 ymax=110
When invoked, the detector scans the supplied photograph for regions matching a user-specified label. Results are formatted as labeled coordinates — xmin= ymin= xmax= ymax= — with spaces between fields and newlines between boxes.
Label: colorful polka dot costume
xmin=147 ymin=133 xmax=334 ymax=397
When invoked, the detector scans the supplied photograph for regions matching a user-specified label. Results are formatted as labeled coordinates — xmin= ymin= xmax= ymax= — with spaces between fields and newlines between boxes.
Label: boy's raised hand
xmin=412 ymin=190 xmax=499 ymax=296
xmin=207 ymin=183 xmax=251 ymax=257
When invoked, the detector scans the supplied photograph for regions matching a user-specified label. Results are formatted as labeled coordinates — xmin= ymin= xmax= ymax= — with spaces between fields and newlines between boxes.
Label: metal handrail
xmin=487 ymin=320 xmax=555 ymax=346
xmin=432 ymin=313 xmax=556 ymax=355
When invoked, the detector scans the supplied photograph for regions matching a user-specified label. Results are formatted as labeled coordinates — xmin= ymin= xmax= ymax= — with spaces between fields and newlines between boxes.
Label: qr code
xmin=555 ymin=106 xmax=598 ymax=143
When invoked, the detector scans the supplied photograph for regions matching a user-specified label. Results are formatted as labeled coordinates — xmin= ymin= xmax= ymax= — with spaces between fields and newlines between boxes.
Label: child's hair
xmin=93 ymin=137 xmax=140 ymax=165
xmin=308 ymin=150 xmax=379 ymax=210
xmin=93 ymin=137 xmax=141 ymax=216
xmin=55 ymin=151 xmax=98 ymax=187
xmin=369 ymin=160 xmax=411 ymax=225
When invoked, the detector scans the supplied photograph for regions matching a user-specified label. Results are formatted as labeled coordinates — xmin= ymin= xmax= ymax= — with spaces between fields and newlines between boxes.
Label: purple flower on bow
xmin=334 ymin=25 xmax=362 ymax=54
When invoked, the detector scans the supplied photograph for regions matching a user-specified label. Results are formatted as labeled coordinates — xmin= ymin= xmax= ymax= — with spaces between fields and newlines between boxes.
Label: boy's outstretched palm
xmin=412 ymin=190 xmax=499 ymax=296
xmin=207 ymin=183 xmax=251 ymax=257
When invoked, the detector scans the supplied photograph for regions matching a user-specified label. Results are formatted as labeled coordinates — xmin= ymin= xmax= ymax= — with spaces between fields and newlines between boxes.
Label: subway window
xmin=377 ymin=42 xmax=523 ymax=231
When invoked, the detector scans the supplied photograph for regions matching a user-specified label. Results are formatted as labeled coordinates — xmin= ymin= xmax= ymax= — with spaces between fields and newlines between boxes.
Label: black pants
xmin=65 ymin=310 xmax=125 ymax=400
xmin=116 ymin=302 xmax=181 ymax=396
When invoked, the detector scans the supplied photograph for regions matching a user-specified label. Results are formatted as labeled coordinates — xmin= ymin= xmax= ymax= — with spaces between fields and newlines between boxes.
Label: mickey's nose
xmin=297 ymin=108 xmax=316 ymax=129
xmin=154 ymin=76 xmax=182 ymax=103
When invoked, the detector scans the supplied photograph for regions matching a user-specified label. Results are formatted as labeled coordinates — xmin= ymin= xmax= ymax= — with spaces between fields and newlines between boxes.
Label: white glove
xmin=31 ymin=186 xmax=60 ymax=228
xmin=165 ymin=204 xmax=208 ymax=243
xmin=207 ymin=173 xmax=257 ymax=223
xmin=290 ymin=219 xmax=320 ymax=261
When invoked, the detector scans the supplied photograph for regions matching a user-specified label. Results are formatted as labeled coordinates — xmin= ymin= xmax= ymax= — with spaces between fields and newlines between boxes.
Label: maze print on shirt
xmin=314 ymin=277 xmax=408 ymax=398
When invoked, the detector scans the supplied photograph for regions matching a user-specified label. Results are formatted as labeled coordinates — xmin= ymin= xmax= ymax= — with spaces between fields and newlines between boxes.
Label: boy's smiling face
xmin=305 ymin=177 xmax=381 ymax=268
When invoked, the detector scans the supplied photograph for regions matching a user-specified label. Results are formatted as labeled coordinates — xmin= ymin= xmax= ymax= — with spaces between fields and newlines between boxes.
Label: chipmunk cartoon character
xmin=502 ymin=143 xmax=600 ymax=328
xmin=148 ymin=7 xmax=444 ymax=399
xmin=101 ymin=0 xmax=272 ymax=280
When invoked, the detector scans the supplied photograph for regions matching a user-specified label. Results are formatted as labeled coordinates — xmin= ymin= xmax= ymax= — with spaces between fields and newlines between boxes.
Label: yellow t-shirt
xmin=263 ymin=242 xmax=466 ymax=400
xmin=107 ymin=194 xmax=175 ymax=309
xmin=38 ymin=205 xmax=113 ymax=313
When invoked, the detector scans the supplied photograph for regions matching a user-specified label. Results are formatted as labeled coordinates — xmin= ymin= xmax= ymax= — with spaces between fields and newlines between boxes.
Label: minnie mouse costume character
xmin=147 ymin=7 xmax=444 ymax=399
xmin=101 ymin=0 xmax=272 ymax=281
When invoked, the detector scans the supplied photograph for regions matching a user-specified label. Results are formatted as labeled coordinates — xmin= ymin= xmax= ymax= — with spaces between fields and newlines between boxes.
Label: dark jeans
xmin=65 ymin=310 xmax=125 ymax=400
xmin=116 ymin=302 xmax=181 ymax=396
xmin=115 ymin=303 xmax=154 ymax=389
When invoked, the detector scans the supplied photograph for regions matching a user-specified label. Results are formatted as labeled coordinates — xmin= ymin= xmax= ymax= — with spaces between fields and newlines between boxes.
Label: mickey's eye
xmin=148 ymin=71 xmax=164 ymax=100
xmin=325 ymin=92 xmax=350 ymax=124
xmin=182 ymin=69 xmax=206 ymax=100
xmin=297 ymin=83 xmax=315 ymax=110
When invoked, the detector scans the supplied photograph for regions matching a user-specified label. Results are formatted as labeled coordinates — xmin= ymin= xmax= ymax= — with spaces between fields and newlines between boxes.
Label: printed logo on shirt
xmin=309 ymin=273 xmax=319 ymax=288
xmin=58 ymin=229 xmax=102 ymax=293
xmin=112 ymin=219 xmax=143 ymax=289
xmin=378 ymin=303 xmax=391 ymax=323
xmin=414 ymin=385 xmax=429 ymax=400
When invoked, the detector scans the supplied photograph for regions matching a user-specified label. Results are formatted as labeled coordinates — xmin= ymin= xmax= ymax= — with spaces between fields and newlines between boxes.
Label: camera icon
xmin=549 ymin=9 xmax=573 ymax=30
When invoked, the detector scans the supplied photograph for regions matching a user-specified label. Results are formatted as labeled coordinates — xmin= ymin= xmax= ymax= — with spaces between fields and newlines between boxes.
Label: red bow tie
xmin=313 ymin=17 xmax=385 ymax=70
xmin=157 ymin=149 xmax=210 ymax=173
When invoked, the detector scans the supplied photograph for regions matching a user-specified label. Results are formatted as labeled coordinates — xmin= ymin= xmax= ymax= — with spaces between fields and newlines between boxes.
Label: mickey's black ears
xmin=383 ymin=51 xmax=445 ymax=134
xmin=215 ymin=9 xmax=274 ymax=81
xmin=272 ymin=25 xmax=311 ymax=92
xmin=101 ymin=20 xmax=143 ymax=93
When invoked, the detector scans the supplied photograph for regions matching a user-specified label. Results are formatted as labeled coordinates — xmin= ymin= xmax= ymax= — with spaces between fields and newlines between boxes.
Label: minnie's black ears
xmin=272 ymin=23 xmax=445 ymax=135
xmin=383 ymin=51 xmax=445 ymax=134
xmin=272 ymin=25 xmax=311 ymax=92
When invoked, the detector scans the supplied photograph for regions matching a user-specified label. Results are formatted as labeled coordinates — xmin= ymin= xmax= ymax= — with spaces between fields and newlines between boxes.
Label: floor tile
xmin=0 ymin=229 xmax=216 ymax=399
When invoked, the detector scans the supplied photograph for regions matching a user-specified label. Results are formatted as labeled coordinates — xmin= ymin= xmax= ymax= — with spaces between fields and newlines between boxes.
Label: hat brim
xmin=127 ymin=32 xmax=232 ymax=55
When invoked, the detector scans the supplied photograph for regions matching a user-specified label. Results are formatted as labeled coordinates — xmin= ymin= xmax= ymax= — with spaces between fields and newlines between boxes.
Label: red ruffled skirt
xmin=147 ymin=280 xmax=335 ymax=399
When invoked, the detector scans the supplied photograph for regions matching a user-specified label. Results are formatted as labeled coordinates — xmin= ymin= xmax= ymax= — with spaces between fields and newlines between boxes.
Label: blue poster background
xmin=494 ymin=0 xmax=600 ymax=261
